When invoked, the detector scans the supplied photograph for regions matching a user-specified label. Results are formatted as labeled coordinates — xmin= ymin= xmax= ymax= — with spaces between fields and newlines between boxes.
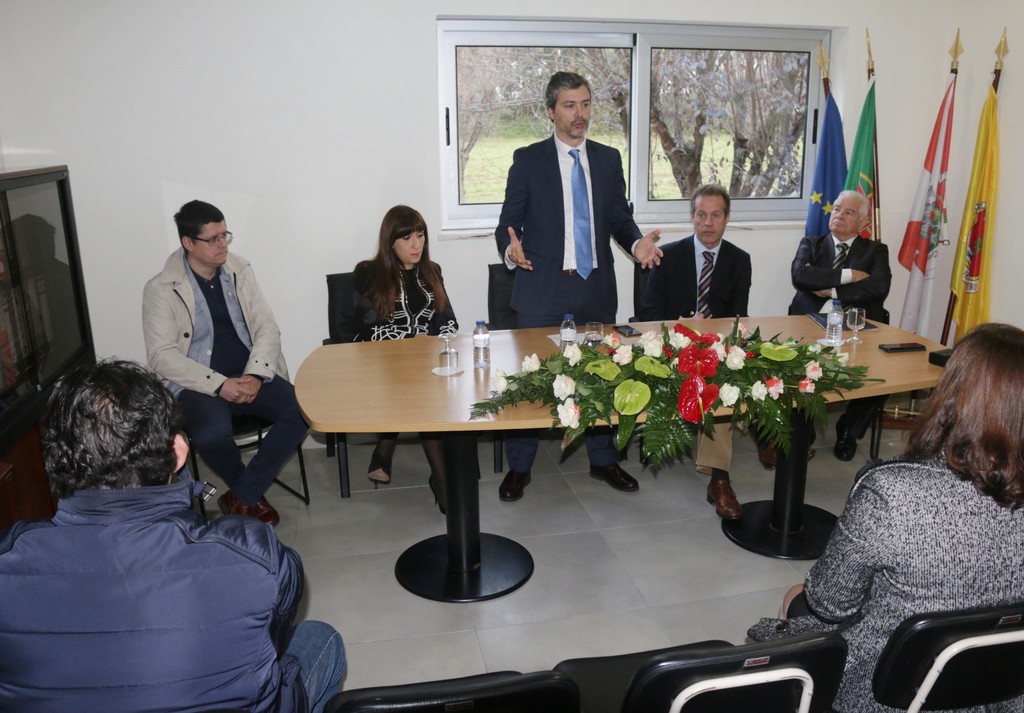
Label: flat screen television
xmin=0 ymin=166 xmax=95 ymax=454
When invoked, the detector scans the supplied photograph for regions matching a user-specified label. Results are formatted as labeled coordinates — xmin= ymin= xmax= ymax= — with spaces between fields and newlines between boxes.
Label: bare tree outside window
xmin=455 ymin=46 xmax=632 ymax=205
xmin=649 ymin=48 xmax=810 ymax=201
xmin=438 ymin=21 xmax=827 ymax=227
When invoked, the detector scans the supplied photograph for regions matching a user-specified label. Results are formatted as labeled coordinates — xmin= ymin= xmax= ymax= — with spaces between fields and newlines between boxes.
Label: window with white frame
xmin=437 ymin=19 xmax=829 ymax=230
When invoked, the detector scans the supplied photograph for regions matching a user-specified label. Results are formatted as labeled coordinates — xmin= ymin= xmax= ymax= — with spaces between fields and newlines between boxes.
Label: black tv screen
xmin=0 ymin=166 xmax=94 ymax=452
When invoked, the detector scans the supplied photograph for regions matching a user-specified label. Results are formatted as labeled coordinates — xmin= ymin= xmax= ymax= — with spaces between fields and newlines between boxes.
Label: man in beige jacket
xmin=142 ymin=200 xmax=307 ymax=526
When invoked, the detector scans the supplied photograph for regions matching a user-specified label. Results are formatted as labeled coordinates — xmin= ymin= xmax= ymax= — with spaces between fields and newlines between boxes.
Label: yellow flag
xmin=950 ymin=85 xmax=999 ymax=340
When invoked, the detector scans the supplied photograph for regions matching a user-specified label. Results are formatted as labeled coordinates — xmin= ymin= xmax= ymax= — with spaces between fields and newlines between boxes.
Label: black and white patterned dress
xmin=347 ymin=263 xmax=457 ymax=342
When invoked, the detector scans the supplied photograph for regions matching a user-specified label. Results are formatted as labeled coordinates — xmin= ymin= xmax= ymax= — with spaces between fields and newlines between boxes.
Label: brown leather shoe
xmin=758 ymin=443 xmax=816 ymax=469
xmin=707 ymin=479 xmax=742 ymax=519
xmin=590 ymin=463 xmax=639 ymax=492
xmin=499 ymin=470 xmax=531 ymax=502
xmin=217 ymin=491 xmax=280 ymax=527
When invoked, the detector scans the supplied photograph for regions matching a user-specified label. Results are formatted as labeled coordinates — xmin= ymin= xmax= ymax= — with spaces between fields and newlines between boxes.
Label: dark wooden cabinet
xmin=0 ymin=166 xmax=94 ymax=529
xmin=0 ymin=423 xmax=53 ymax=529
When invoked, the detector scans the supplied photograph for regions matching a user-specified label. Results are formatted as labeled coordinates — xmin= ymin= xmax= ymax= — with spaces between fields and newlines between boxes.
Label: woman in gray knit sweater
xmin=753 ymin=323 xmax=1024 ymax=712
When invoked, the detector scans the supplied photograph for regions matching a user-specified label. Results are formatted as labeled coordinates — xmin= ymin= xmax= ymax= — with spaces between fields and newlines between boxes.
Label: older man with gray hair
xmin=788 ymin=189 xmax=891 ymax=461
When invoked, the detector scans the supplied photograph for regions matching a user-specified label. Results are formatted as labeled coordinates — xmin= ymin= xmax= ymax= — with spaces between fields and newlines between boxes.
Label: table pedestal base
xmin=395 ymin=533 xmax=534 ymax=602
xmin=721 ymin=501 xmax=837 ymax=560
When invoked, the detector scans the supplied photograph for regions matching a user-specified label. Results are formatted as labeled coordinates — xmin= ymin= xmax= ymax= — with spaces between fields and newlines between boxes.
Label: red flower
xmin=673 ymin=323 xmax=702 ymax=341
xmin=698 ymin=348 xmax=720 ymax=378
xmin=677 ymin=375 xmax=720 ymax=423
xmin=677 ymin=344 xmax=700 ymax=374
xmin=699 ymin=332 xmax=721 ymax=345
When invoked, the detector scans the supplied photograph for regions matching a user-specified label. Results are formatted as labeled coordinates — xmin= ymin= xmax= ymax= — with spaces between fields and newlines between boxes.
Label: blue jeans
xmin=287 ymin=620 xmax=346 ymax=713
xmin=178 ymin=376 xmax=309 ymax=504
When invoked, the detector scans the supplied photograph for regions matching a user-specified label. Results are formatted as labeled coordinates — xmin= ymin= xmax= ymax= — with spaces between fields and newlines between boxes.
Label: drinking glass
xmin=438 ymin=335 xmax=458 ymax=375
xmin=584 ymin=322 xmax=604 ymax=348
xmin=846 ymin=307 xmax=866 ymax=343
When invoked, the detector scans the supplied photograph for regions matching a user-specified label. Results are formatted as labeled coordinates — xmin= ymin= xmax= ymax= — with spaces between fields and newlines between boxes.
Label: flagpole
xmin=866 ymin=29 xmax=882 ymax=241
xmin=818 ymin=42 xmax=831 ymax=98
xmin=940 ymin=29 xmax=1007 ymax=344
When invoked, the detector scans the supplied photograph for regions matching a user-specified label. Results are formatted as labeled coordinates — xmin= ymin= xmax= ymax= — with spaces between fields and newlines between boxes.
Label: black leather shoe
xmin=833 ymin=428 xmax=858 ymax=461
xmin=589 ymin=463 xmax=639 ymax=492
xmin=499 ymin=470 xmax=530 ymax=502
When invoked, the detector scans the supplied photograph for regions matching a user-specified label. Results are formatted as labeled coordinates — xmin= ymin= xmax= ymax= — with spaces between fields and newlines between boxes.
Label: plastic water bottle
xmin=825 ymin=299 xmax=844 ymax=345
xmin=560 ymin=314 xmax=577 ymax=350
xmin=472 ymin=321 xmax=490 ymax=369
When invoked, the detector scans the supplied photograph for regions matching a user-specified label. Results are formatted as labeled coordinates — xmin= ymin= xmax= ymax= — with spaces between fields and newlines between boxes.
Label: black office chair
xmin=324 ymin=670 xmax=579 ymax=713
xmin=191 ymin=414 xmax=310 ymax=516
xmin=556 ymin=632 xmax=847 ymax=713
xmin=873 ymin=603 xmax=1024 ymax=711
xmin=322 ymin=271 xmax=358 ymax=496
xmin=487 ymin=263 xmax=518 ymax=474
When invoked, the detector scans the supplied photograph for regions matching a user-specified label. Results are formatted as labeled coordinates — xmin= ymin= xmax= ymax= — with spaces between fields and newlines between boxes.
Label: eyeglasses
xmin=190 ymin=231 xmax=233 ymax=246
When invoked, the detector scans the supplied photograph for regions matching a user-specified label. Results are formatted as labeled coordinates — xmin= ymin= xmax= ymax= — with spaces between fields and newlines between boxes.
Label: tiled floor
xmin=198 ymin=405 xmax=910 ymax=692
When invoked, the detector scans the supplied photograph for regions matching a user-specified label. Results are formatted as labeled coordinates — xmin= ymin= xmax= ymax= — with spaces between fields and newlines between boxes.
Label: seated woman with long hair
xmin=751 ymin=322 xmax=1024 ymax=712
xmin=340 ymin=205 xmax=457 ymax=513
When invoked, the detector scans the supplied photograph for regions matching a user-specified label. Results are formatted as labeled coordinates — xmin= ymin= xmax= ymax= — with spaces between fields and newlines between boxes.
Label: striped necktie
xmin=569 ymin=148 xmax=593 ymax=279
xmin=696 ymin=250 xmax=714 ymax=317
xmin=833 ymin=242 xmax=849 ymax=269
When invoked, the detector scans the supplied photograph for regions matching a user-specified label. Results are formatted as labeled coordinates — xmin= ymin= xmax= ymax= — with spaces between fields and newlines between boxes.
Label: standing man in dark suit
xmin=495 ymin=71 xmax=663 ymax=502
xmin=788 ymin=189 xmax=891 ymax=461
xmin=638 ymin=183 xmax=751 ymax=519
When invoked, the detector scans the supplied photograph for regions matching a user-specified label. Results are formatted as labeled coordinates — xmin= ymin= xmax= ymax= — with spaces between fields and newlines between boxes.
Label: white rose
xmin=751 ymin=381 xmax=768 ymax=402
xmin=668 ymin=331 xmax=692 ymax=349
xmin=835 ymin=351 xmax=850 ymax=365
xmin=491 ymin=369 xmax=508 ymax=395
xmin=557 ymin=398 xmax=580 ymax=429
xmin=808 ymin=342 xmax=822 ymax=354
xmin=612 ymin=344 xmax=633 ymax=365
xmin=637 ymin=331 xmax=663 ymax=357
xmin=719 ymin=383 xmax=740 ymax=407
xmin=711 ymin=341 xmax=727 ymax=361
xmin=521 ymin=353 xmax=541 ymax=372
xmin=563 ymin=342 xmax=582 ymax=366
xmin=552 ymin=373 xmax=576 ymax=400
xmin=725 ymin=345 xmax=746 ymax=370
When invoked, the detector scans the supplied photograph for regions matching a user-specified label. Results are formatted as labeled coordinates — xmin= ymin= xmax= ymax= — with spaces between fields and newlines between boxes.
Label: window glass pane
xmin=649 ymin=48 xmax=810 ymax=201
xmin=455 ymin=46 xmax=632 ymax=205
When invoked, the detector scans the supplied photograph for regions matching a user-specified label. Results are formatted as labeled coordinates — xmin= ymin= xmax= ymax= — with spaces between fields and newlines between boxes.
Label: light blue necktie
xmin=569 ymin=148 xmax=593 ymax=279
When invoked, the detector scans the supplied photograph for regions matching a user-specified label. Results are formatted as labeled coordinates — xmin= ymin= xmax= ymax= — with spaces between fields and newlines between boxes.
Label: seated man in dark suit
xmin=788 ymin=189 xmax=892 ymax=460
xmin=639 ymin=183 xmax=751 ymax=519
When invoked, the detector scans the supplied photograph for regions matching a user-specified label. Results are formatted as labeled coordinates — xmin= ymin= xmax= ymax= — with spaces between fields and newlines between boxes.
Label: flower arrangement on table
xmin=470 ymin=319 xmax=876 ymax=467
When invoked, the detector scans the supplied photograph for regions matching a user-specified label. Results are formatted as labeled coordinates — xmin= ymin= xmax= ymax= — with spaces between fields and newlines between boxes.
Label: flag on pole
xmin=950 ymin=85 xmax=999 ymax=340
xmin=897 ymin=74 xmax=957 ymax=335
xmin=805 ymin=92 xmax=847 ymax=237
xmin=844 ymin=76 xmax=877 ymax=238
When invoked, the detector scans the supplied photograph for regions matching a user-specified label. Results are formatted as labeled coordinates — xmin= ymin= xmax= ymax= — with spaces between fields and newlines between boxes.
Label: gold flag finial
xmin=817 ymin=42 xmax=830 ymax=80
xmin=866 ymin=28 xmax=875 ymax=73
xmin=995 ymin=28 xmax=1009 ymax=69
xmin=950 ymin=29 xmax=964 ymax=71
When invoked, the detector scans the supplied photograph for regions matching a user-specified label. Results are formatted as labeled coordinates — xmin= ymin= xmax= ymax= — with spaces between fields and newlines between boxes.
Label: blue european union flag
xmin=805 ymin=92 xmax=848 ymax=237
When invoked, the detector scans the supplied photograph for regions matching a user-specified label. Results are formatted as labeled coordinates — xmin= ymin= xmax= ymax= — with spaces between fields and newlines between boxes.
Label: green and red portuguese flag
xmin=844 ymin=76 xmax=877 ymax=239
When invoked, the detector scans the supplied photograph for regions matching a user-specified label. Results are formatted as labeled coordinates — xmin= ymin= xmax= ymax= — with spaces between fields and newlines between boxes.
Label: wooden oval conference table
xmin=295 ymin=316 xmax=946 ymax=603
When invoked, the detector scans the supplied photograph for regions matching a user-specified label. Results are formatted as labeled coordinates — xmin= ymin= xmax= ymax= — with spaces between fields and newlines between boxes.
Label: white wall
xmin=1 ymin=0 xmax=1020 ymax=372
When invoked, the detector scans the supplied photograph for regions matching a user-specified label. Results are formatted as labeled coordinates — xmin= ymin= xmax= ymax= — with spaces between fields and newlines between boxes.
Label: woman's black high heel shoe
xmin=427 ymin=474 xmax=447 ymax=515
xmin=367 ymin=448 xmax=392 ymax=488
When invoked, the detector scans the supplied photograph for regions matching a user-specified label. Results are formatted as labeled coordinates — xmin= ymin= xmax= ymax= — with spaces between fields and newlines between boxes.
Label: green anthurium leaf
xmin=585 ymin=358 xmax=621 ymax=381
xmin=634 ymin=355 xmax=672 ymax=378
xmin=759 ymin=342 xmax=798 ymax=362
xmin=613 ymin=379 xmax=651 ymax=416
xmin=616 ymin=413 xmax=637 ymax=452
